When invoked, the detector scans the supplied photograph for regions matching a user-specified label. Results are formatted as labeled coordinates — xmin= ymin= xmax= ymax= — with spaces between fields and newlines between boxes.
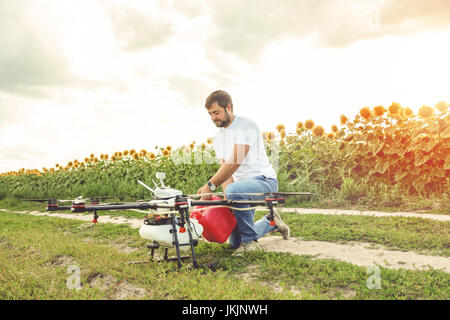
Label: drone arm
xmin=71 ymin=202 xmax=165 ymax=213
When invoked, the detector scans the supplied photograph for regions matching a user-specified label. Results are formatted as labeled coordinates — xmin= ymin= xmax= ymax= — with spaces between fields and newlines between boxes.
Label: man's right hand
xmin=197 ymin=184 xmax=212 ymax=200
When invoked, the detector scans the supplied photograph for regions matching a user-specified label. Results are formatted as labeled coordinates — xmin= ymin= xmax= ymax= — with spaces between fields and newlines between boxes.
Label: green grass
xmin=1 ymin=211 xmax=449 ymax=300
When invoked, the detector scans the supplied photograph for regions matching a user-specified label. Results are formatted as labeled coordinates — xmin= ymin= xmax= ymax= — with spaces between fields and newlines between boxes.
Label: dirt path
xmin=258 ymin=236 xmax=449 ymax=273
xmin=2 ymin=208 xmax=449 ymax=273
xmin=274 ymin=208 xmax=450 ymax=222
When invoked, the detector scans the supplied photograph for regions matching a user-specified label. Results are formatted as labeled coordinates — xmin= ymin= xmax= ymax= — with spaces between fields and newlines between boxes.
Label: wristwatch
xmin=207 ymin=181 xmax=216 ymax=191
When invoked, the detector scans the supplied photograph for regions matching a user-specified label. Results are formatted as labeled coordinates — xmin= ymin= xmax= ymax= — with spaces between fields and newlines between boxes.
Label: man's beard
xmin=214 ymin=111 xmax=231 ymax=127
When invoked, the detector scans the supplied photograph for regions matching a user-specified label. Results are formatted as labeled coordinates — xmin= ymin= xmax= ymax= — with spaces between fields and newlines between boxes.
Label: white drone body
xmin=137 ymin=172 xmax=203 ymax=249
xmin=138 ymin=172 xmax=182 ymax=213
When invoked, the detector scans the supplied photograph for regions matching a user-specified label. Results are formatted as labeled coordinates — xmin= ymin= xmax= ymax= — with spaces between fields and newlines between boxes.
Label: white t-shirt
xmin=213 ymin=115 xmax=277 ymax=182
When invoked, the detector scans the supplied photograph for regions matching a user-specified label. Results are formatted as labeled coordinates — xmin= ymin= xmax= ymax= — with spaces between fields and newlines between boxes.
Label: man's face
xmin=207 ymin=103 xmax=232 ymax=128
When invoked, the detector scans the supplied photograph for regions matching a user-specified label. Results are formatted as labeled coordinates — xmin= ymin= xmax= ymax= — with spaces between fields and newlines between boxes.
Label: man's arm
xmin=209 ymin=144 xmax=250 ymax=187
xmin=214 ymin=159 xmax=233 ymax=190
xmin=197 ymin=144 xmax=249 ymax=199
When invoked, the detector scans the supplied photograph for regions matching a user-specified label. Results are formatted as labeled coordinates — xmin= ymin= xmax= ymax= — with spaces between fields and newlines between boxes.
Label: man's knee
xmin=225 ymin=183 xmax=242 ymax=200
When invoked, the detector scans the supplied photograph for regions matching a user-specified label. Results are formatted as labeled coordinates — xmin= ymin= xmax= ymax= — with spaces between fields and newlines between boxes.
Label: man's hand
xmin=197 ymin=184 xmax=212 ymax=200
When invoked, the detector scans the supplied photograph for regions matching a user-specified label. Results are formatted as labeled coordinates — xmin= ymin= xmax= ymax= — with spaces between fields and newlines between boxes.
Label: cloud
xmin=169 ymin=76 xmax=214 ymax=107
xmin=0 ymin=1 xmax=75 ymax=98
xmin=163 ymin=0 xmax=206 ymax=19
xmin=106 ymin=3 xmax=174 ymax=52
xmin=204 ymin=0 xmax=450 ymax=60
xmin=379 ymin=0 xmax=450 ymax=32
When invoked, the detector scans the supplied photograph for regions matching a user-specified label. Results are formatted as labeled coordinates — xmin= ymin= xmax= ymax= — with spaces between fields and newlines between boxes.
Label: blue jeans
xmin=225 ymin=175 xmax=278 ymax=248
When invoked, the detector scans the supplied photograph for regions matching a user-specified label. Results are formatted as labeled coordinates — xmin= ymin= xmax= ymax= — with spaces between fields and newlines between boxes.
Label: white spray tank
xmin=137 ymin=172 xmax=203 ymax=250
xmin=139 ymin=221 xmax=203 ymax=250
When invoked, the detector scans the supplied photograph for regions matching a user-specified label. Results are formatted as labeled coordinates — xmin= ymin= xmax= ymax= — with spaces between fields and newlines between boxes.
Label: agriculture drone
xmin=22 ymin=172 xmax=312 ymax=269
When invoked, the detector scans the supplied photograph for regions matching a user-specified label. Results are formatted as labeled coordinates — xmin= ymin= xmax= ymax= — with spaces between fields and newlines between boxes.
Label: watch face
xmin=208 ymin=182 xmax=216 ymax=191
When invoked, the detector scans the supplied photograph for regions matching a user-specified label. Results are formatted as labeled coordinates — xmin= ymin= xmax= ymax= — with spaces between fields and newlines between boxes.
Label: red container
xmin=190 ymin=196 xmax=237 ymax=243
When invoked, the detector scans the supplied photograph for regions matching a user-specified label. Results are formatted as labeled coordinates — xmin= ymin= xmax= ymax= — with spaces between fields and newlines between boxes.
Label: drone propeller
xmin=183 ymin=191 xmax=314 ymax=198
xmin=21 ymin=195 xmax=126 ymax=203
xmin=22 ymin=198 xmax=72 ymax=203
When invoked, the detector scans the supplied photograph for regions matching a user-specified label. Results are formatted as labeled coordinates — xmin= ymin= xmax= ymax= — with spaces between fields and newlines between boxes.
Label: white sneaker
xmin=232 ymin=240 xmax=261 ymax=256
xmin=273 ymin=211 xmax=290 ymax=240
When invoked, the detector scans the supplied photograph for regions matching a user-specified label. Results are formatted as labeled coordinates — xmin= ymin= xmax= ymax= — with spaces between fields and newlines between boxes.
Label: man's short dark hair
xmin=205 ymin=90 xmax=233 ymax=111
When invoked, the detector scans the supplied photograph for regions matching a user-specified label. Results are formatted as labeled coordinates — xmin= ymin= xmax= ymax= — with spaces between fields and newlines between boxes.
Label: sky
xmin=1 ymin=0 xmax=450 ymax=172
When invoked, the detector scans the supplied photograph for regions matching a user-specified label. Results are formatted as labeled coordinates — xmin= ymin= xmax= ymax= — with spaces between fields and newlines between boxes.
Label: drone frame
xmin=23 ymin=191 xmax=312 ymax=269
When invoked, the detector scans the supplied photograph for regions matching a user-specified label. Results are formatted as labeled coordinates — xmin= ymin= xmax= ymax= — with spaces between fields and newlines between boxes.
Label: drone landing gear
xmin=145 ymin=205 xmax=200 ymax=269
xmin=147 ymin=243 xmax=191 ymax=265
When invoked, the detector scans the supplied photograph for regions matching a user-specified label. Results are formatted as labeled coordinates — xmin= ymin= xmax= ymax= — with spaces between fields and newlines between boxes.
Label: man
xmin=197 ymin=90 xmax=290 ymax=255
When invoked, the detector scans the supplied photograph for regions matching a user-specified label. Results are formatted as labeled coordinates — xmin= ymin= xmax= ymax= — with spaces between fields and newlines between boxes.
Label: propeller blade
xmin=184 ymin=191 xmax=314 ymax=198
xmin=22 ymin=198 xmax=55 ymax=202
xmin=21 ymin=198 xmax=74 ymax=203
xmin=22 ymin=195 xmax=127 ymax=203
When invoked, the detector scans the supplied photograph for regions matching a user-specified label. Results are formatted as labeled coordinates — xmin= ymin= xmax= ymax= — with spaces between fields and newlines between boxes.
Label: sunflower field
xmin=1 ymin=101 xmax=449 ymax=210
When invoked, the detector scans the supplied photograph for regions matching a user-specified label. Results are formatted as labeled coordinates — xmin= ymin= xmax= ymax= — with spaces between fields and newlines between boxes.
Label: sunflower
xmin=67 ymin=161 xmax=73 ymax=168
xmin=436 ymin=101 xmax=448 ymax=113
xmin=359 ymin=107 xmax=372 ymax=120
xmin=147 ymin=152 xmax=156 ymax=160
xmin=304 ymin=120 xmax=315 ymax=130
xmin=312 ymin=126 xmax=325 ymax=137
xmin=418 ymin=105 xmax=434 ymax=119
xmin=276 ymin=124 xmax=285 ymax=132
xmin=206 ymin=138 xmax=213 ymax=145
xmin=340 ymin=115 xmax=348 ymax=125
xmin=129 ymin=149 xmax=136 ymax=155
xmin=389 ymin=102 xmax=400 ymax=115
xmin=296 ymin=127 xmax=302 ymax=135
xmin=266 ymin=131 xmax=275 ymax=141
xmin=123 ymin=150 xmax=129 ymax=156
xmin=280 ymin=128 xmax=286 ymax=139
xmin=104 ymin=154 xmax=109 ymax=160
xmin=296 ymin=121 xmax=303 ymax=129
xmin=327 ymin=132 xmax=336 ymax=139
xmin=162 ymin=149 xmax=170 ymax=157
xmin=133 ymin=153 xmax=139 ymax=160
xmin=331 ymin=124 xmax=338 ymax=133
xmin=401 ymin=107 xmax=414 ymax=118
xmin=373 ymin=105 xmax=385 ymax=117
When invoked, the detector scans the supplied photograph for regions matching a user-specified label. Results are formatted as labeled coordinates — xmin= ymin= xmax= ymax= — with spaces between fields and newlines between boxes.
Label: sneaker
xmin=232 ymin=240 xmax=261 ymax=256
xmin=273 ymin=211 xmax=290 ymax=240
